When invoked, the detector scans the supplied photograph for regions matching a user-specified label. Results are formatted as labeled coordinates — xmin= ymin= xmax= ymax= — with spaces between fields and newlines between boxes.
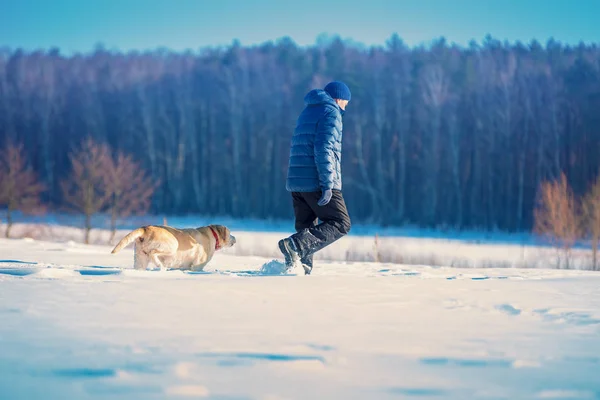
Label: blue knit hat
xmin=324 ymin=81 xmax=351 ymax=101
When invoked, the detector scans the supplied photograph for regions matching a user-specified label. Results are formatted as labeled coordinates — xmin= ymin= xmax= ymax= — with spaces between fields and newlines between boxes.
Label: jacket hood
xmin=304 ymin=89 xmax=338 ymax=108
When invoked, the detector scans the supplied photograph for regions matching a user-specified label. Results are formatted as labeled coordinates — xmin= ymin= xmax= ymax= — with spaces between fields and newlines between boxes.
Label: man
xmin=279 ymin=81 xmax=352 ymax=275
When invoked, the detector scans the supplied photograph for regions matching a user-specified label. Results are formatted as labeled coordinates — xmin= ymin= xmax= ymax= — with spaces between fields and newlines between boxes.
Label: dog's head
xmin=207 ymin=224 xmax=236 ymax=249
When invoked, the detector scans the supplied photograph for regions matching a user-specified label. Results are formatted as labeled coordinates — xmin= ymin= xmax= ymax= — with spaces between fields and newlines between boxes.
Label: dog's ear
xmin=212 ymin=225 xmax=230 ymax=241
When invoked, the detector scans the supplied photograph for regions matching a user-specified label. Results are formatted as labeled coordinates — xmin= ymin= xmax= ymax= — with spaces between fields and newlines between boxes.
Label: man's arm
xmin=314 ymin=109 xmax=337 ymax=192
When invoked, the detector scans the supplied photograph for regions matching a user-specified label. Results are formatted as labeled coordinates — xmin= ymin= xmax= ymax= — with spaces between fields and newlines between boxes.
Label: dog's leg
xmin=189 ymin=249 xmax=208 ymax=272
xmin=133 ymin=244 xmax=150 ymax=270
xmin=190 ymin=263 xmax=206 ymax=272
xmin=149 ymin=252 xmax=168 ymax=271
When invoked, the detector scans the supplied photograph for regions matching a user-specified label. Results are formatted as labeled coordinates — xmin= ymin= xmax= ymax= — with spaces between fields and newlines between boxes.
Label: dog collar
xmin=209 ymin=227 xmax=221 ymax=250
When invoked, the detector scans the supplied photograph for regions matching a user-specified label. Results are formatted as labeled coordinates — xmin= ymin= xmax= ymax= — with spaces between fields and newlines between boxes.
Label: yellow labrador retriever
xmin=111 ymin=224 xmax=236 ymax=271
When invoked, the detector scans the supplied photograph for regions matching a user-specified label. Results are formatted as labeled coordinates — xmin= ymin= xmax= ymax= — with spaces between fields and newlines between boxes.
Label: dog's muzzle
xmin=230 ymin=235 xmax=237 ymax=245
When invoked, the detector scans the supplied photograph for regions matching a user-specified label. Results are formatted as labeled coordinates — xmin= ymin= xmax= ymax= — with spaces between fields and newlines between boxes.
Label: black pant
xmin=289 ymin=190 xmax=351 ymax=265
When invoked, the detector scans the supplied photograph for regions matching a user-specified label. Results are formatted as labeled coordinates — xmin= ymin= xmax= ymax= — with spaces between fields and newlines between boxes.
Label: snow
xmin=1 ymin=217 xmax=595 ymax=270
xmin=1 ymin=234 xmax=600 ymax=400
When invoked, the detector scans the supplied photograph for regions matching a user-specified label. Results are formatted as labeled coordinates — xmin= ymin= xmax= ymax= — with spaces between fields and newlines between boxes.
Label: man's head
xmin=324 ymin=81 xmax=351 ymax=110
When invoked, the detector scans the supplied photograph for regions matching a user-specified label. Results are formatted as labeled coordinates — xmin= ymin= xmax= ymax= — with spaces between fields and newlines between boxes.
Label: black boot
xmin=278 ymin=237 xmax=300 ymax=271
xmin=300 ymin=254 xmax=313 ymax=275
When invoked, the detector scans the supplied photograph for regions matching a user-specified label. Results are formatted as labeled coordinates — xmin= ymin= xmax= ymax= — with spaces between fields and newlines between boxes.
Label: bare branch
xmin=534 ymin=173 xmax=582 ymax=268
xmin=0 ymin=140 xmax=46 ymax=237
xmin=60 ymin=137 xmax=112 ymax=244
xmin=104 ymin=151 xmax=157 ymax=243
xmin=582 ymin=174 xmax=600 ymax=270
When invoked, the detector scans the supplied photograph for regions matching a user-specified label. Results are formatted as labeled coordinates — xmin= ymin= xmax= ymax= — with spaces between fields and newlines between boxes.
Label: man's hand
xmin=318 ymin=189 xmax=332 ymax=206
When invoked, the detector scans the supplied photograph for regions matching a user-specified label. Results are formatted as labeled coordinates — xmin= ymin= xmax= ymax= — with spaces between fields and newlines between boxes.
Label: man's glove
xmin=318 ymin=189 xmax=332 ymax=206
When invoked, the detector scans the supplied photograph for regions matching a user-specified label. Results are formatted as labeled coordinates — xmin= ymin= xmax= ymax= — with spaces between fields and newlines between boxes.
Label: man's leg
xmin=279 ymin=192 xmax=317 ymax=273
xmin=289 ymin=190 xmax=351 ymax=269
xmin=292 ymin=192 xmax=318 ymax=273
xmin=292 ymin=192 xmax=318 ymax=232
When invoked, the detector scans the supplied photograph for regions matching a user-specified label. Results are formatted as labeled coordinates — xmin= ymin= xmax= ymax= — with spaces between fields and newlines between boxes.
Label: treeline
xmin=1 ymin=35 xmax=599 ymax=231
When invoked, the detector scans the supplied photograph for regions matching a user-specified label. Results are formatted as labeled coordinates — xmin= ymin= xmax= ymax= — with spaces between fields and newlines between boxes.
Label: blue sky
xmin=1 ymin=0 xmax=599 ymax=53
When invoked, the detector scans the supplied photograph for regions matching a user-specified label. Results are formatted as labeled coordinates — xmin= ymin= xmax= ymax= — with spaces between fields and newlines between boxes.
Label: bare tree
xmin=0 ymin=141 xmax=45 ymax=237
xmin=223 ymin=44 xmax=248 ymax=217
xmin=105 ymin=152 xmax=156 ymax=244
xmin=421 ymin=64 xmax=448 ymax=226
xmin=386 ymin=35 xmax=410 ymax=224
xmin=582 ymin=175 xmax=600 ymax=270
xmin=534 ymin=173 xmax=581 ymax=269
xmin=61 ymin=137 xmax=111 ymax=244
xmin=370 ymin=51 xmax=386 ymax=223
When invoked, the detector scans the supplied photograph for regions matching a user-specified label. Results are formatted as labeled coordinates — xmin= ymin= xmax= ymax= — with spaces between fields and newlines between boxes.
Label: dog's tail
xmin=111 ymin=228 xmax=145 ymax=254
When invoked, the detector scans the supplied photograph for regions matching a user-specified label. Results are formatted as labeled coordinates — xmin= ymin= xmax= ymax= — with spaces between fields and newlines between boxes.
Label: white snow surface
xmin=1 ymin=236 xmax=600 ymax=400
xmin=0 ymin=220 xmax=595 ymax=269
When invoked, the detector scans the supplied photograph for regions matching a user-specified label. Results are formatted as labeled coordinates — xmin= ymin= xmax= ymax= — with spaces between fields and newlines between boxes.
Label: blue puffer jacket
xmin=286 ymin=89 xmax=344 ymax=192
